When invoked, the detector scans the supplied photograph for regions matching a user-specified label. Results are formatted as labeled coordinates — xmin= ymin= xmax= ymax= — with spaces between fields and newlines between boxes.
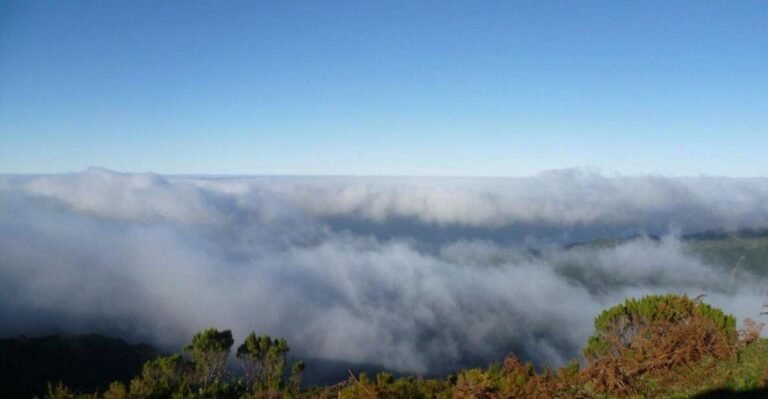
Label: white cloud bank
xmin=1 ymin=168 xmax=767 ymax=374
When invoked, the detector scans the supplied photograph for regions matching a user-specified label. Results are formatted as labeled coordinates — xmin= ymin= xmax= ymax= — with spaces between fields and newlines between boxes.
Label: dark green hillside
xmin=565 ymin=229 xmax=768 ymax=277
xmin=0 ymin=334 xmax=158 ymax=399
xmin=684 ymin=230 xmax=768 ymax=277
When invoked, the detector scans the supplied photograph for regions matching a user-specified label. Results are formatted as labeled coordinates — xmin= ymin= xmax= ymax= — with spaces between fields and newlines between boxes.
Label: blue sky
xmin=1 ymin=1 xmax=766 ymax=176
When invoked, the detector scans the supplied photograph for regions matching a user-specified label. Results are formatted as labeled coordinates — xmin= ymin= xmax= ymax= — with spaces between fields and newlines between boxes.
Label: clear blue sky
xmin=1 ymin=1 xmax=766 ymax=176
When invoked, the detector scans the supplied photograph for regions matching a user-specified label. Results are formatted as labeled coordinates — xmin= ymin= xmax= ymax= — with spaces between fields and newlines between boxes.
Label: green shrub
xmin=584 ymin=294 xmax=736 ymax=360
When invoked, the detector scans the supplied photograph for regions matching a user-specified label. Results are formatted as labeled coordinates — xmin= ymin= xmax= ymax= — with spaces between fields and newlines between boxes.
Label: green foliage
xmin=128 ymin=354 xmax=191 ymax=398
xmin=102 ymin=382 xmax=128 ymax=399
xmin=289 ymin=360 xmax=305 ymax=390
xmin=185 ymin=330 xmax=235 ymax=355
xmin=183 ymin=329 xmax=233 ymax=388
xmin=584 ymin=294 xmax=737 ymax=360
xmin=188 ymin=381 xmax=247 ymax=399
xmin=695 ymin=302 xmax=737 ymax=338
xmin=582 ymin=295 xmax=742 ymax=396
xmin=44 ymin=382 xmax=78 ymax=399
xmin=236 ymin=333 xmax=293 ymax=392
xmin=339 ymin=371 xmax=452 ymax=399
xmin=42 ymin=382 xmax=99 ymax=399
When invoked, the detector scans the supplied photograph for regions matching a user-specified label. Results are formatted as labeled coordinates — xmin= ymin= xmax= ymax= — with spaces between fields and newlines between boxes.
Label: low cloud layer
xmin=1 ymin=169 xmax=767 ymax=374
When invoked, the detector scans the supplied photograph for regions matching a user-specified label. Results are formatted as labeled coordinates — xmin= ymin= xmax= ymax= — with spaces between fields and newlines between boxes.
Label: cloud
xmin=185 ymin=169 xmax=768 ymax=231
xmin=1 ymin=169 xmax=767 ymax=374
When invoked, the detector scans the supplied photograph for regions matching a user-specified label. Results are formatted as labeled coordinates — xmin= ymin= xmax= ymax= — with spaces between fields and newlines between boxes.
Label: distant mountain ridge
xmin=0 ymin=334 xmax=159 ymax=398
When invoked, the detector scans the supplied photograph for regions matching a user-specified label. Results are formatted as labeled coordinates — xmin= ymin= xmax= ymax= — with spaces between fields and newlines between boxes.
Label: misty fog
xmin=1 ymin=168 xmax=767 ymax=374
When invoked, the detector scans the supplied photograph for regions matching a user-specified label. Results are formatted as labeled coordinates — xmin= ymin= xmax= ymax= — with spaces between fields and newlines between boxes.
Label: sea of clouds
xmin=1 ymin=168 xmax=768 ymax=374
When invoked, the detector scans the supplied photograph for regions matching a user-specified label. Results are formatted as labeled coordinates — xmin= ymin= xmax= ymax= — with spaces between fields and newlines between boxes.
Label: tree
xmin=236 ymin=333 xmax=291 ymax=391
xmin=289 ymin=360 xmax=305 ymax=391
xmin=183 ymin=328 xmax=234 ymax=388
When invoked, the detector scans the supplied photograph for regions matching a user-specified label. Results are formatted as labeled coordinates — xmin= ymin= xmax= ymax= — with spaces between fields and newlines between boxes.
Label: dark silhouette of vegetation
xmin=692 ymin=388 xmax=768 ymax=398
xmin=33 ymin=329 xmax=307 ymax=399
xmin=123 ymin=354 xmax=193 ymax=398
xmin=6 ymin=295 xmax=768 ymax=398
xmin=0 ymin=334 xmax=157 ymax=399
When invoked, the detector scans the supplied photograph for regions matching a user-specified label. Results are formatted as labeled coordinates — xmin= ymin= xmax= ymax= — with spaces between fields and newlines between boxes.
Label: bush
xmin=583 ymin=294 xmax=737 ymax=395
xmin=128 ymin=354 xmax=191 ymax=398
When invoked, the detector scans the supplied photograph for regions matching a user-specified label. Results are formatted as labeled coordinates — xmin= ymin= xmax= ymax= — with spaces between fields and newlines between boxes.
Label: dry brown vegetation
xmin=584 ymin=309 xmax=735 ymax=396
xmin=329 ymin=295 xmax=767 ymax=399
xmin=739 ymin=318 xmax=765 ymax=346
